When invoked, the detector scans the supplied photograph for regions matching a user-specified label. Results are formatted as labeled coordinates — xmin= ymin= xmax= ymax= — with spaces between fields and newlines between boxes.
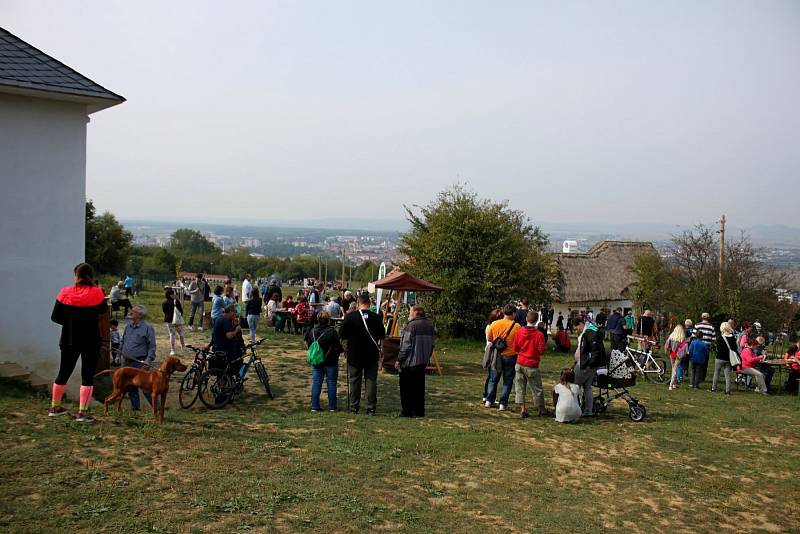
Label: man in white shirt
xmin=241 ymin=274 xmax=253 ymax=304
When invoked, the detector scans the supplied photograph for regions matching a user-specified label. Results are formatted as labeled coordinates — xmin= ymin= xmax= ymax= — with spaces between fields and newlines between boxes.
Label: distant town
xmin=124 ymin=221 xmax=405 ymax=266
xmin=123 ymin=219 xmax=800 ymax=295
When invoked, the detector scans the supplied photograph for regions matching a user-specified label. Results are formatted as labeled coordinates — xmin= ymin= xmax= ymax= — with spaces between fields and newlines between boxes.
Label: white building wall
xmin=0 ymin=93 xmax=88 ymax=386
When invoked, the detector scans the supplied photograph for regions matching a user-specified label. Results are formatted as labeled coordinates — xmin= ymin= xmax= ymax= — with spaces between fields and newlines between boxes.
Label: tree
xmin=629 ymin=224 xmax=793 ymax=332
xmin=400 ymin=185 xmax=553 ymax=338
xmin=169 ymin=228 xmax=219 ymax=256
xmin=85 ymin=200 xmax=133 ymax=274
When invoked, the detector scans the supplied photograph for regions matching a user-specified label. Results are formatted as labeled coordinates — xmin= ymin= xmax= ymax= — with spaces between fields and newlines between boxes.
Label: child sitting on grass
xmin=553 ymin=368 xmax=581 ymax=423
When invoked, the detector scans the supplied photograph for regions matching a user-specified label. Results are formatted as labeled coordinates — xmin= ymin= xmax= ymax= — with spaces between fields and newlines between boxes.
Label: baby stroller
xmin=592 ymin=350 xmax=646 ymax=422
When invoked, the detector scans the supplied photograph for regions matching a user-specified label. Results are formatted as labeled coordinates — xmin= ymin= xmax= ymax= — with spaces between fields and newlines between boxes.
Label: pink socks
xmin=51 ymin=383 xmax=67 ymax=408
xmin=78 ymin=386 xmax=93 ymax=412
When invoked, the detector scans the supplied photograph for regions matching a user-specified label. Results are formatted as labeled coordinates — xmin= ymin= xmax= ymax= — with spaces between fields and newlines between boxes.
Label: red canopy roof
xmin=373 ymin=271 xmax=444 ymax=292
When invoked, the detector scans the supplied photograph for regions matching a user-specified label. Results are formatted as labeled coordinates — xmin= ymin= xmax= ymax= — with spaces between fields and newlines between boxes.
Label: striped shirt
xmin=694 ymin=321 xmax=716 ymax=346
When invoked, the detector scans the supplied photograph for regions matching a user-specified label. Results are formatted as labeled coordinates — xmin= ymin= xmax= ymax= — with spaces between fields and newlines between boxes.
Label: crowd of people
xmin=48 ymin=266 xmax=438 ymax=423
xmin=481 ymin=304 xmax=800 ymax=423
xmin=48 ymin=264 xmax=799 ymax=425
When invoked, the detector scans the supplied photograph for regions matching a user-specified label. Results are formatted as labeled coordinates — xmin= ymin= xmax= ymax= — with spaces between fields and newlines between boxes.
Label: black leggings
xmin=55 ymin=346 xmax=99 ymax=386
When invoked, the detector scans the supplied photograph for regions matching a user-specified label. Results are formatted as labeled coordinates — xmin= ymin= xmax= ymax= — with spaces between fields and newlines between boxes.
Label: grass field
xmin=1 ymin=289 xmax=798 ymax=533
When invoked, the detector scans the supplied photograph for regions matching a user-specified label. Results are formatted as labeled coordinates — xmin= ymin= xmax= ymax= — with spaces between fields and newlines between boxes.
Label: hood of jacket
xmin=57 ymin=285 xmax=106 ymax=307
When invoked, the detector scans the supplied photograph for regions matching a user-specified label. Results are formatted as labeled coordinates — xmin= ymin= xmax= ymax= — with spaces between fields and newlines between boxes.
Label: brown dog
xmin=95 ymin=356 xmax=187 ymax=422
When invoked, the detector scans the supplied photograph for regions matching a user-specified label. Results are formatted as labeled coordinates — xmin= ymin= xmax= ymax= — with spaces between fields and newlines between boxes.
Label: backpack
xmin=306 ymin=328 xmax=329 ymax=366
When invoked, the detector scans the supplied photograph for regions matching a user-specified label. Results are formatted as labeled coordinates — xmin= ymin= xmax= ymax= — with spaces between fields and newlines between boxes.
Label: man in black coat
xmin=605 ymin=307 xmax=626 ymax=351
xmin=394 ymin=305 xmax=435 ymax=417
xmin=574 ymin=312 xmax=607 ymax=417
xmin=339 ymin=293 xmax=385 ymax=414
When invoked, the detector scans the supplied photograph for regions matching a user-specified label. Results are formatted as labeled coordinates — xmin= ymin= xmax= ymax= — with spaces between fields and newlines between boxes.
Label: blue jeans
xmin=127 ymin=358 xmax=152 ymax=410
xmin=247 ymin=314 xmax=260 ymax=343
xmin=311 ymin=365 xmax=338 ymax=411
xmin=486 ymin=355 xmax=517 ymax=406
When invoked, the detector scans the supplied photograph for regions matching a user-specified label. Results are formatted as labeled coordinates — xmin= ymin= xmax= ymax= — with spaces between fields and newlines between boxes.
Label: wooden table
xmin=762 ymin=359 xmax=790 ymax=392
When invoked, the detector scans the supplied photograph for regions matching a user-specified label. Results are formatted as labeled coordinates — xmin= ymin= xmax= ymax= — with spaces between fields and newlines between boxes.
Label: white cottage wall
xmin=0 ymin=93 xmax=89 ymax=387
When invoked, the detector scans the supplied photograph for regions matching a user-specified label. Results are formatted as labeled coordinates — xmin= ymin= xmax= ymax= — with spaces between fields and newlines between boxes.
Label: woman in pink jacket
xmin=740 ymin=338 xmax=768 ymax=395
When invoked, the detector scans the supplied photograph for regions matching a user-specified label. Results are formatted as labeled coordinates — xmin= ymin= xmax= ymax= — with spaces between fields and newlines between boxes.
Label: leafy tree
xmin=630 ymin=224 xmax=794 ymax=331
xmin=169 ymin=228 xmax=219 ymax=256
xmin=400 ymin=185 xmax=553 ymax=338
xmin=85 ymin=200 xmax=132 ymax=275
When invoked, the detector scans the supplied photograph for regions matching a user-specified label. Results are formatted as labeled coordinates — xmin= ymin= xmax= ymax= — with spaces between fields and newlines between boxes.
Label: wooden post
xmin=719 ymin=214 xmax=726 ymax=290
xmin=341 ymin=250 xmax=346 ymax=291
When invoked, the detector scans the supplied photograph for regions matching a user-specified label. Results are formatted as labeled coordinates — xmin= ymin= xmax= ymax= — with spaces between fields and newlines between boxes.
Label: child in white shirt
xmin=110 ymin=319 xmax=121 ymax=366
xmin=553 ymin=368 xmax=582 ymax=423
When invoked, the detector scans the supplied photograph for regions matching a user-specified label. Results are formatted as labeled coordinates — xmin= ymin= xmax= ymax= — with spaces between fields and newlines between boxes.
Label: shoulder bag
xmin=360 ymin=311 xmax=381 ymax=351
xmin=172 ymin=300 xmax=185 ymax=326
xmin=492 ymin=320 xmax=516 ymax=353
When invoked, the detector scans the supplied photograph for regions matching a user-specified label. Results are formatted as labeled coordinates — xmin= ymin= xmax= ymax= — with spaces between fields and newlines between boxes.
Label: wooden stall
xmin=372 ymin=271 xmax=445 ymax=375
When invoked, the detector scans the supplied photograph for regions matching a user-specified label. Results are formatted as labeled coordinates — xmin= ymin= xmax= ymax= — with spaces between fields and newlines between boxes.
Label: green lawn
xmin=1 ymin=289 xmax=798 ymax=533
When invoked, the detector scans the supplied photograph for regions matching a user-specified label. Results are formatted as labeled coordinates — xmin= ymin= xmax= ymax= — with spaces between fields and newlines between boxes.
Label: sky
xmin=3 ymin=1 xmax=799 ymax=228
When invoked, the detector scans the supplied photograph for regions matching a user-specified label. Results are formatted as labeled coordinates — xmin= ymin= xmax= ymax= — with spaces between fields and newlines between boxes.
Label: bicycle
xmin=199 ymin=338 xmax=273 ymax=409
xmin=178 ymin=345 xmax=214 ymax=409
xmin=624 ymin=335 xmax=667 ymax=383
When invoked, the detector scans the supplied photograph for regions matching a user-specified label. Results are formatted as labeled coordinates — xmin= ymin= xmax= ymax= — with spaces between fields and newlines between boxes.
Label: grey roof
xmin=0 ymin=27 xmax=124 ymax=104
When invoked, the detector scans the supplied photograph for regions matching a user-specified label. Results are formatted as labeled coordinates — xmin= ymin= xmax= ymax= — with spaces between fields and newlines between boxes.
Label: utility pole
xmin=341 ymin=249 xmax=346 ymax=291
xmin=318 ymin=256 xmax=321 ymax=283
xmin=719 ymin=214 xmax=726 ymax=290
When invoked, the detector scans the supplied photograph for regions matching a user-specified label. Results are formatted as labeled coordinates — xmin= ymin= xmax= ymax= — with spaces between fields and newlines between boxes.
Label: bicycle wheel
xmin=199 ymin=368 xmax=233 ymax=409
xmin=254 ymin=360 xmax=273 ymax=399
xmin=644 ymin=358 xmax=667 ymax=383
xmin=178 ymin=370 xmax=201 ymax=409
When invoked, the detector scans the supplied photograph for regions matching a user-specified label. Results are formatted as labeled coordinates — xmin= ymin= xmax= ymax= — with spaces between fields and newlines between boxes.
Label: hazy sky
xmin=3 ymin=1 xmax=799 ymax=228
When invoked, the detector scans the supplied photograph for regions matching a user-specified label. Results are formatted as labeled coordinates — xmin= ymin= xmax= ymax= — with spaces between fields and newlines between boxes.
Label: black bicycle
xmin=198 ymin=338 xmax=273 ymax=409
xmin=179 ymin=345 xmax=215 ymax=409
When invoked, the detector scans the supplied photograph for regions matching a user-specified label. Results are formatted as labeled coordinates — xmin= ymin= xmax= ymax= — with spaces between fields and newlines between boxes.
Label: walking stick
xmin=345 ymin=354 xmax=350 ymax=409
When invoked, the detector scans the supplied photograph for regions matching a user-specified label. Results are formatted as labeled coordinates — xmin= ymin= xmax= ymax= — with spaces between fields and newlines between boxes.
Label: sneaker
xmin=581 ymin=411 xmax=594 ymax=418
xmin=188 ymin=326 xmax=195 ymax=331
xmin=48 ymin=406 xmax=68 ymax=417
xmin=482 ymin=397 xmax=486 ymax=402
xmin=365 ymin=408 xmax=376 ymax=416
xmin=75 ymin=412 xmax=95 ymax=424
xmin=484 ymin=401 xmax=492 ymax=408
xmin=520 ymin=410 xmax=529 ymax=419
xmin=498 ymin=404 xmax=507 ymax=411
xmin=198 ymin=327 xmax=204 ymax=331
xmin=710 ymin=388 xmax=717 ymax=393
xmin=169 ymin=350 xmax=176 ymax=356
xmin=310 ymin=408 xmax=321 ymax=413
xmin=329 ymin=409 xmax=337 ymax=413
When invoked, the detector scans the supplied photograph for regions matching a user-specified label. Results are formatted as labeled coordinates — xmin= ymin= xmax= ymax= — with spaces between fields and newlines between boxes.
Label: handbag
xmin=729 ymin=348 xmax=742 ymax=367
xmin=492 ymin=320 xmax=517 ymax=353
xmin=172 ymin=300 xmax=184 ymax=326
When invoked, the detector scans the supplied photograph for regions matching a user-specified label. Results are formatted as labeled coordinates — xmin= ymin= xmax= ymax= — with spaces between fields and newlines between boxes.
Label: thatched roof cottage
xmin=551 ymin=241 xmax=658 ymax=322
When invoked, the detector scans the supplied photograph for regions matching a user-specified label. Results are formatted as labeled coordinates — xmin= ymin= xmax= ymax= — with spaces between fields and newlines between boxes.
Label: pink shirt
xmin=740 ymin=347 xmax=763 ymax=370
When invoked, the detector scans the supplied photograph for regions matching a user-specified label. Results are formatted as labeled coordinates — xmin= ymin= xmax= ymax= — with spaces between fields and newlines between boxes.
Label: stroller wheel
xmin=593 ymin=398 xmax=606 ymax=415
xmin=629 ymin=404 xmax=646 ymax=422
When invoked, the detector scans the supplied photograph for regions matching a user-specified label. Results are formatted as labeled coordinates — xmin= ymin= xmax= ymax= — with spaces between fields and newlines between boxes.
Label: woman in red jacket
xmin=49 ymin=263 xmax=108 ymax=423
